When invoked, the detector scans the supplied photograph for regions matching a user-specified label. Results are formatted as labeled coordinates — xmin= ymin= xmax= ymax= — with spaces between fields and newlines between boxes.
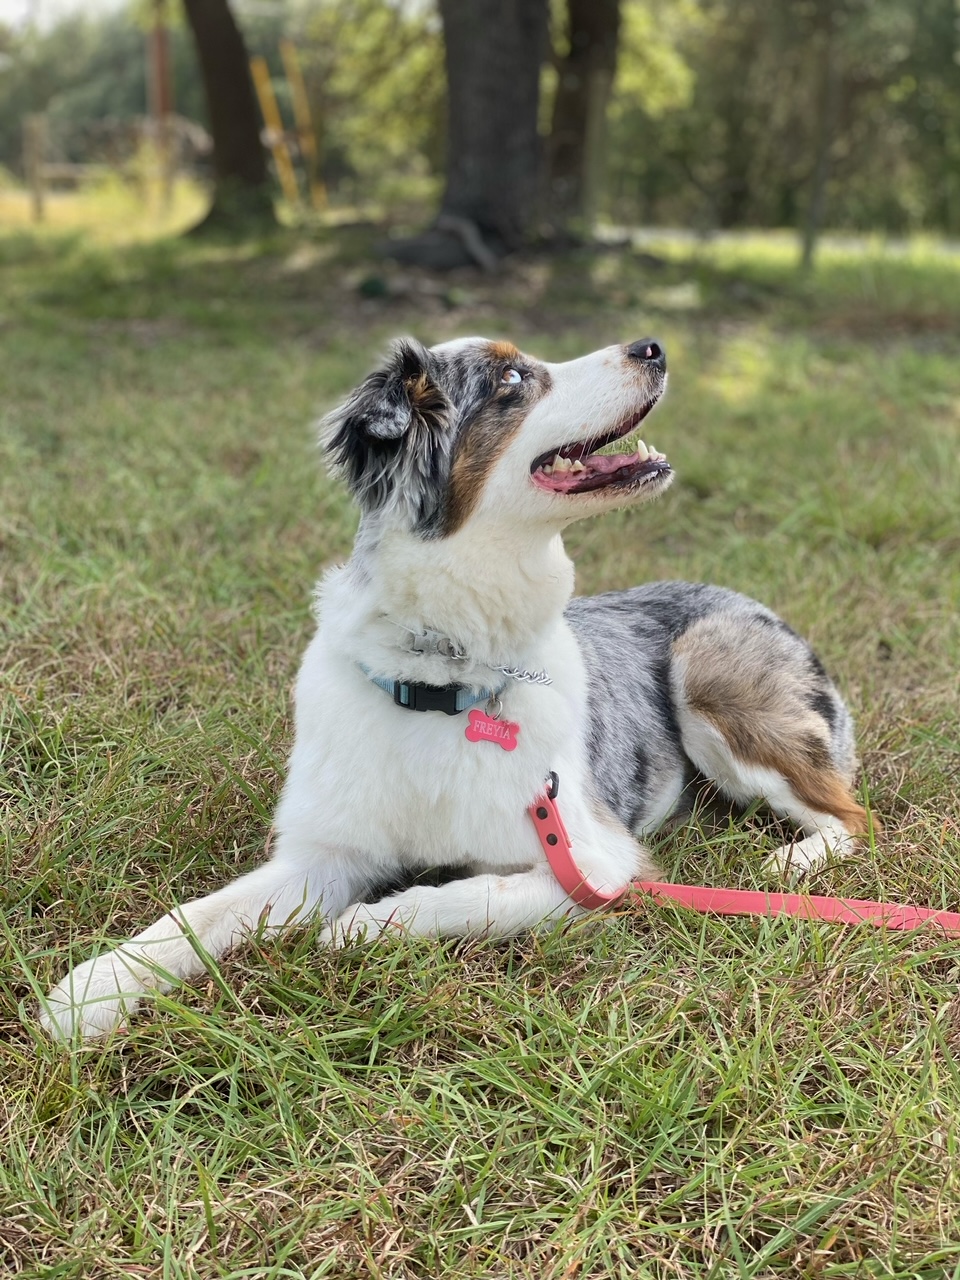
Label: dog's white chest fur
xmin=277 ymin=553 xmax=589 ymax=876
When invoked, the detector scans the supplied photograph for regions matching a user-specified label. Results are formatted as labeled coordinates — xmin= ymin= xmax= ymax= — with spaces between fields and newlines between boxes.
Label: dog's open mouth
xmin=530 ymin=400 xmax=671 ymax=495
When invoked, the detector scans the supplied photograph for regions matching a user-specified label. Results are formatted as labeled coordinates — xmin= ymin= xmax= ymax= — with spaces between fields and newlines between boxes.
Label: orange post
xmin=250 ymin=54 xmax=300 ymax=207
xmin=279 ymin=38 xmax=326 ymax=211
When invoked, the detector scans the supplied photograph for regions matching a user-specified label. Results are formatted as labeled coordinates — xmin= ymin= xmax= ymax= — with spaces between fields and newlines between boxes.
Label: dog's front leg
xmin=322 ymin=864 xmax=586 ymax=945
xmin=324 ymin=794 xmax=656 ymax=946
xmin=41 ymin=850 xmax=357 ymax=1041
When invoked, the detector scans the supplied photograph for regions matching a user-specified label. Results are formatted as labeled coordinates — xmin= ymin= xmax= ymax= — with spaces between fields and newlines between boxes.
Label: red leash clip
xmin=529 ymin=772 xmax=627 ymax=910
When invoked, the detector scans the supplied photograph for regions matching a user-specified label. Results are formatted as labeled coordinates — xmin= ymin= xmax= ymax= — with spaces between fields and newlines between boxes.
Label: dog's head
xmin=323 ymin=336 xmax=671 ymax=536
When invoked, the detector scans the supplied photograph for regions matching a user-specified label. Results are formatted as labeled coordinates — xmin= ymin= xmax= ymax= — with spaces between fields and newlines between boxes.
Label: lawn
xmin=2 ymin=215 xmax=960 ymax=1278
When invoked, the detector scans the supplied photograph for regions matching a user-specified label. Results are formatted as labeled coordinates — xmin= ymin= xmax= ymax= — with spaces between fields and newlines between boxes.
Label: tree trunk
xmin=441 ymin=0 xmax=548 ymax=250
xmin=181 ymin=0 xmax=276 ymax=233
xmin=547 ymin=0 xmax=620 ymax=238
xmin=800 ymin=8 xmax=841 ymax=271
xmin=384 ymin=0 xmax=549 ymax=269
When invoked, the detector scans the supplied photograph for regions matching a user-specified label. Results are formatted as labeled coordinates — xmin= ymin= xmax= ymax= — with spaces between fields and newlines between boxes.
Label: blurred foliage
xmin=0 ymin=0 xmax=958 ymax=232
xmin=0 ymin=12 xmax=205 ymax=171
xmin=298 ymin=0 xmax=444 ymax=209
xmin=605 ymin=0 xmax=960 ymax=234
xmin=613 ymin=0 xmax=699 ymax=119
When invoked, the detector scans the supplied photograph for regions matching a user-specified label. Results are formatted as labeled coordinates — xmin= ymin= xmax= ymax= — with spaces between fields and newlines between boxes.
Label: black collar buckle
xmin=394 ymin=680 xmax=463 ymax=715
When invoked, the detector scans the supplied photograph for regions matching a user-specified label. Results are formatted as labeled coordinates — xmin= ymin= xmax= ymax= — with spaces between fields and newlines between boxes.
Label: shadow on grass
xmin=4 ymin=222 xmax=958 ymax=353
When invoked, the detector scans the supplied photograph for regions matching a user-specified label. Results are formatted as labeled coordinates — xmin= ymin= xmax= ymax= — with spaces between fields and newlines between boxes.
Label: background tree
xmin=387 ymin=0 xmax=549 ymax=268
xmin=181 ymin=0 xmax=275 ymax=232
xmin=547 ymin=0 xmax=621 ymax=238
xmin=439 ymin=0 xmax=548 ymax=251
xmin=3 ymin=0 xmax=959 ymax=255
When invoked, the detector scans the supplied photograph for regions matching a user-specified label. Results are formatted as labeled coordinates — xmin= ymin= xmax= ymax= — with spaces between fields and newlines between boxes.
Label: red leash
xmin=529 ymin=785 xmax=960 ymax=937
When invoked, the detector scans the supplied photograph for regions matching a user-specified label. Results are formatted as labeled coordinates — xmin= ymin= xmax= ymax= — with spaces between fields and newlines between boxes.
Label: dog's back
xmin=568 ymin=582 xmax=859 ymax=841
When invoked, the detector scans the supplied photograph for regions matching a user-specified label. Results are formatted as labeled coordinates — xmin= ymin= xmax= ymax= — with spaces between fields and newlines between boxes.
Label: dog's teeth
xmin=570 ymin=460 xmax=585 ymax=473
xmin=635 ymin=440 xmax=650 ymax=461
xmin=553 ymin=455 xmax=572 ymax=473
xmin=543 ymin=464 xmax=554 ymax=474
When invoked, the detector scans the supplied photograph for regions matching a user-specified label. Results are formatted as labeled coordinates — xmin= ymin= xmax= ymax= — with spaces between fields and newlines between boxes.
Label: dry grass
xmin=0 ymin=175 xmax=208 ymax=243
xmin=2 ymin=220 xmax=959 ymax=1278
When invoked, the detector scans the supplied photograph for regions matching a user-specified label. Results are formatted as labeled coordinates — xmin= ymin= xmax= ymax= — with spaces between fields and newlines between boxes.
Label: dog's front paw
xmin=40 ymin=954 xmax=147 ymax=1042
xmin=320 ymin=902 xmax=407 ymax=948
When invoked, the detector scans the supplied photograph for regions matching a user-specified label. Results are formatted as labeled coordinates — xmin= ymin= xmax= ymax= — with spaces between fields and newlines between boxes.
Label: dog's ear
xmin=326 ymin=338 xmax=447 ymax=442
xmin=323 ymin=339 xmax=451 ymax=517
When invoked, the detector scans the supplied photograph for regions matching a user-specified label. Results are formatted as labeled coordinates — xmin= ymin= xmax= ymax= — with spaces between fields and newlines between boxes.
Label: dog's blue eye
xmin=502 ymin=368 xmax=523 ymax=385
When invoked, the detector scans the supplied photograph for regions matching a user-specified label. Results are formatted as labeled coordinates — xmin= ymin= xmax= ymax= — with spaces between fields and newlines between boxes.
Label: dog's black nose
xmin=626 ymin=339 xmax=666 ymax=371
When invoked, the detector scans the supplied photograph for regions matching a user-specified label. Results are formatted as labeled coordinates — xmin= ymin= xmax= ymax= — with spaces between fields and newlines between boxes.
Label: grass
xmin=2 ymin=205 xmax=960 ymax=1278
xmin=0 ymin=175 xmax=208 ymax=244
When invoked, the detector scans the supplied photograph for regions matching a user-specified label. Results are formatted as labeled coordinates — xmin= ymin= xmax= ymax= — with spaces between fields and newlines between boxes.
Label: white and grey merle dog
xmin=42 ymin=335 xmax=870 ymax=1040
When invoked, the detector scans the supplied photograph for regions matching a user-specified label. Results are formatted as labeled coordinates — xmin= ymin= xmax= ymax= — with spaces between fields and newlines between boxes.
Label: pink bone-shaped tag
xmin=465 ymin=709 xmax=520 ymax=751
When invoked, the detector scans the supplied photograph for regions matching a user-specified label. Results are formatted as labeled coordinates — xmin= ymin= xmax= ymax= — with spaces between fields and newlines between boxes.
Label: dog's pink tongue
xmin=584 ymin=453 xmax=631 ymax=474
xmin=537 ymin=451 xmax=635 ymax=491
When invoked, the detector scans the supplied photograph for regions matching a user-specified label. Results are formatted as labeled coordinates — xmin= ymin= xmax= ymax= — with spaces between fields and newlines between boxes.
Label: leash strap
xmin=529 ymin=788 xmax=627 ymax=910
xmin=630 ymin=881 xmax=960 ymax=934
xmin=528 ymin=787 xmax=960 ymax=936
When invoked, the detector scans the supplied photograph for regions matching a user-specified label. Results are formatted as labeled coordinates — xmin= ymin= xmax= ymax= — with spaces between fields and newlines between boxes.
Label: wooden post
xmin=800 ymin=10 xmax=841 ymax=272
xmin=279 ymin=38 xmax=325 ymax=211
xmin=249 ymin=54 xmax=300 ymax=207
xmin=23 ymin=114 xmax=47 ymax=224
xmin=147 ymin=0 xmax=175 ymax=212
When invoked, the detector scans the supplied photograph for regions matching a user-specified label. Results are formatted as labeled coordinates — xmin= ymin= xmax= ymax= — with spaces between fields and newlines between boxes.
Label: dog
xmin=41 ymin=335 xmax=869 ymax=1040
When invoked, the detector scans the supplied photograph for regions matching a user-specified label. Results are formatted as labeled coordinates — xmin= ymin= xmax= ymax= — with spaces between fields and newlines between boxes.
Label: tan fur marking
xmin=405 ymin=371 xmax=435 ymax=408
xmin=488 ymin=340 xmax=522 ymax=364
xmin=675 ymin=616 xmax=873 ymax=835
xmin=444 ymin=400 xmax=530 ymax=535
xmin=441 ymin=345 xmax=552 ymax=534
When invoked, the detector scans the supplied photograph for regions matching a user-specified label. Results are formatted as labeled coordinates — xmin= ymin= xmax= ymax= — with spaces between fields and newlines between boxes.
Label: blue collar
xmin=359 ymin=664 xmax=504 ymax=716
